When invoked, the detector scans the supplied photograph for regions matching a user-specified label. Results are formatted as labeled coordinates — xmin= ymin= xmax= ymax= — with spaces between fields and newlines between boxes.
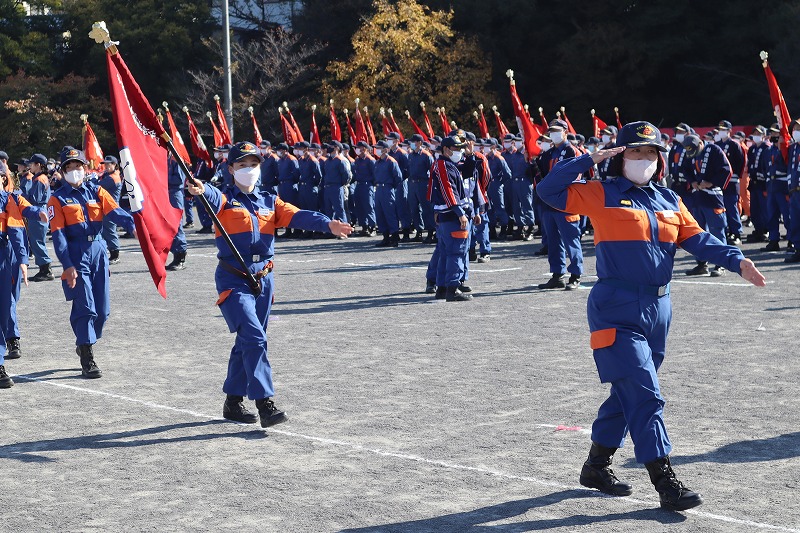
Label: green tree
xmin=322 ymin=0 xmax=495 ymax=132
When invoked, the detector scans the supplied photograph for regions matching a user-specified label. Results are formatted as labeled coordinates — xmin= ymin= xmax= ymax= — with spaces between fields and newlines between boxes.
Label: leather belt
xmin=218 ymin=259 xmax=273 ymax=280
xmin=599 ymin=278 xmax=670 ymax=297
xmin=69 ymin=234 xmax=101 ymax=242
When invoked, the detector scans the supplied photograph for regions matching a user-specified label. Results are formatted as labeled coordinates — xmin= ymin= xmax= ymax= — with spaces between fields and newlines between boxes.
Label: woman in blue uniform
xmin=538 ymin=121 xmax=766 ymax=512
xmin=187 ymin=142 xmax=352 ymax=428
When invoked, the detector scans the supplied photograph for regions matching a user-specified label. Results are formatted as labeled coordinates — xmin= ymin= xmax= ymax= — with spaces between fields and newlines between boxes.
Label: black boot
xmin=745 ymin=231 xmax=766 ymax=243
xmin=255 ymin=397 xmax=287 ymax=428
xmin=564 ymin=274 xmax=581 ymax=290
xmin=434 ymin=287 xmax=447 ymax=299
xmin=0 ymin=365 xmax=13 ymax=388
xmin=489 ymin=225 xmax=498 ymax=240
xmin=579 ymin=442 xmax=633 ymax=496
xmin=223 ymin=395 xmax=258 ymax=424
xmin=400 ymin=229 xmax=412 ymax=243
xmin=109 ymin=249 xmax=120 ymax=265
xmin=423 ymin=230 xmax=436 ymax=244
xmin=425 ymin=280 xmax=436 ymax=294
xmin=522 ymin=225 xmax=534 ymax=241
xmin=498 ymin=224 xmax=508 ymax=240
xmin=763 ymin=240 xmax=780 ymax=252
xmin=389 ymin=232 xmax=400 ymax=247
xmin=534 ymin=245 xmax=549 ymax=256
xmin=76 ymin=344 xmax=102 ymax=379
xmin=5 ymin=338 xmax=21 ymax=360
xmin=645 ymin=456 xmax=703 ymax=511
xmin=469 ymin=248 xmax=478 ymax=262
xmin=31 ymin=263 xmax=54 ymax=282
xmin=538 ymin=274 xmax=565 ymax=289
xmin=446 ymin=286 xmax=472 ymax=301
xmin=375 ymin=232 xmax=391 ymax=247
xmin=165 ymin=251 xmax=187 ymax=271
xmin=685 ymin=261 xmax=709 ymax=276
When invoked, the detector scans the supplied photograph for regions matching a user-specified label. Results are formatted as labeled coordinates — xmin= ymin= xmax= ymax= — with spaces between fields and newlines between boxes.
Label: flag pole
xmin=90 ymin=21 xmax=261 ymax=296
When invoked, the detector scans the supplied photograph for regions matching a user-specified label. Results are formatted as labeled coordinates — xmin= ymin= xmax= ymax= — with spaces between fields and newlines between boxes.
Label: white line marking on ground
xmin=470 ymin=268 xmax=522 ymax=273
xmin=671 ymin=280 xmax=754 ymax=287
xmin=10 ymin=374 xmax=799 ymax=532
xmin=535 ymin=424 xmax=592 ymax=435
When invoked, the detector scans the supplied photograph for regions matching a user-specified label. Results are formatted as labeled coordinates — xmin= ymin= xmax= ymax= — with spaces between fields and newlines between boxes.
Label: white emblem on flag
xmin=119 ymin=147 xmax=144 ymax=213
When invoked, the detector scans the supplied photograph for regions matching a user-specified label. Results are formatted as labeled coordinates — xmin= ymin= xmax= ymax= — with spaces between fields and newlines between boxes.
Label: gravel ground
xmin=3 ymin=227 xmax=799 ymax=533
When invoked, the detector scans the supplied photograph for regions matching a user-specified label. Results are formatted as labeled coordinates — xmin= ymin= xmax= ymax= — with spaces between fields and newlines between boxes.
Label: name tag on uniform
xmin=64 ymin=198 xmax=74 ymax=204
xmin=258 ymin=208 xmax=271 ymax=215
xmin=659 ymin=210 xmax=675 ymax=218
xmin=619 ymin=199 xmax=632 ymax=206
xmin=86 ymin=199 xmax=97 ymax=205
xmin=230 ymin=201 xmax=242 ymax=207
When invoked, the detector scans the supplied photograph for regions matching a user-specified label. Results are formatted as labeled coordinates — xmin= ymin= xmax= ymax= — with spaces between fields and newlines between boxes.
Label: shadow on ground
xmin=339 ymin=490 xmax=685 ymax=532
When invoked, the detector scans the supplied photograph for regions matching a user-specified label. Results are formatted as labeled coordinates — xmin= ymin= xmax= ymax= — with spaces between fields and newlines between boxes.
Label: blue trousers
xmin=749 ymin=186 xmax=768 ymax=234
xmin=541 ymin=209 xmax=583 ymax=277
xmin=169 ymin=188 xmax=187 ymax=254
xmin=470 ymin=215 xmax=491 ymax=255
xmin=693 ymin=204 xmax=727 ymax=243
xmin=723 ymin=182 xmax=742 ymax=236
xmin=297 ymin=183 xmax=319 ymax=212
xmin=5 ymin=254 xmax=22 ymax=340
xmin=353 ymin=183 xmax=376 ymax=228
xmin=278 ymin=181 xmax=298 ymax=206
xmin=184 ymin=195 xmax=195 ymax=225
xmin=395 ymin=179 xmax=411 ymax=230
xmin=27 ymin=217 xmax=51 ymax=266
xmin=425 ymin=236 xmax=441 ymax=284
xmin=375 ymin=186 xmax=398 ymax=234
xmin=488 ymin=181 xmax=509 ymax=226
xmin=512 ymin=179 xmax=535 ymax=227
xmin=218 ymin=272 xmax=275 ymax=400
xmin=766 ymin=180 xmax=791 ymax=242
xmin=789 ymin=192 xmax=800 ymax=246
xmin=0 ymin=249 xmax=12 ymax=363
xmin=434 ymin=219 xmax=469 ymax=288
xmin=408 ymin=180 xmax=434 ymax=231
xmin=587 ymin=281 xmax=673 ymax=464
xmin=324 ymin=185 xmax=347 ymax=222
xmin=197 ymin=199 xmax=212 ymax=229
xmin=61 ymin=242 xmax=110 ymax=346
xmin=101 ymin=218 xmax=120 ymax=252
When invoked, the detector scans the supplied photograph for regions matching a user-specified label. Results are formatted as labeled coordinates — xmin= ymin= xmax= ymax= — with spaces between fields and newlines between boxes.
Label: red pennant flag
xmin=492 ymin=106 xmax=510 ymax=139
xmin=105 ymin=47 xmax=182 ymax=298
xmin=560 ymin=107 xmax=577 ymax=135
xmin=363 ymin=107 xmax=377 ymax=145
xmin=353 ymin=100 xmax=368 ymax=143
xmin=762 ymin=52 xmax=792 ymax=160
xmin=474 ymin=105 xmax=489 ymax=138
xmin=162 ymin=104 xmax=191 ymax=166
xmin=380 ymin=108 xmax=393 ymax=137
xmin=329 ymin=100 xmax=342 ymax=142
xmin=344 ymin=109 xmax=357 ymax=145
xmin=207 ymin=112 xmax=223 ymax=148
xmin=420 ymin=102 xmax=435 ymax=139
xmin=508 ymin=74 xmax=540 ymax=158
xmin=82 ymin=116 xmax=104 ymax=170
xmin=279 ymin=110 xmax=297 ymax=145
xmin=614 ymin=107 xmax=623 ymax=129
xmin=437 ymin=107 xmax=449 ymax=135
xmin=404 ymin=110 xmax=429 ymax=142
xmin=214 ymin=95 xmax=232 ymax=145
xmin=591 ymin=110 xmax=608 ymax=139
xmin=283 ymin=102 xmax=305 ymax=143
xmin=538 ymin=107 xmax=548 ymax=129
xmin=387 ymin=109 xmax=404 ymax=140
xmin=309 ymin=104 xmax=321 ymax=145
xmin=184 ymin=107 xmax=212 ymax=167
xmin=249 ymin=108 xmax=263 ymax=146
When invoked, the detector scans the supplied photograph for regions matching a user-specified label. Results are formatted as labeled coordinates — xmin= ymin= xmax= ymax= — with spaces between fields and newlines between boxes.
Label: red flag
xmin=344 ymin=109 xmax=357 ymax=145
xmin=437 ymin=107 xmax=449 ymax=135
xmin=82 ymin=117 xmax=104 ymax=170
xmin=105 ymin=48 xmax=182 ymax=298
xmin=329 ymin=100 xmax=342 ymax=142
xmin=492 ymin=106 xmax=510 ymax=138
xmin=162 ymin=104 xmax=191 ymax=166
xmin=207 ymin=112 xmax=223 ymax=148
xmin=184 ymin=107 xmax=212 ymax=167
xmin=762 ymin=53 xmax=792 ymax=160
xmin=538 ymin=107 xmax=548 ymax=129
xmin=591 ymin=110 xmax=608 ymax=139
xmin=363 ymin=107 xmax=377 ymax=145
xmin=405 ymin=110 xmax=429 ymax=142
xmin=615 ymin=107 xmax=623 ymax=129
xmin=474 ymin=105 xmax=489 ymax=138
xmin=279 ymin=110 xmax=297 ymax=145
xmin=508 ymin=77 xmax=540 ymax=158
xmin=387 ymin=109 xmax=404 ymax=140
xmin=214 ymin=95 xmax=232 ymax=145
xmin=283 ymin=103 xmax=305 ymax=143
xmin=420 ymin=102 xmax=435 ymax=139
xmin=309 ymin=104 xmax=321 ymax=145
xmin=560 ymin=107 xmax=577 ymax=135
xmin=353 ymin=100 xmax=368 ymax=143
xmin=380 ymin=108 xmax=393 ymax=137
xmin=248 ymin=107 xmax=263 ymax=146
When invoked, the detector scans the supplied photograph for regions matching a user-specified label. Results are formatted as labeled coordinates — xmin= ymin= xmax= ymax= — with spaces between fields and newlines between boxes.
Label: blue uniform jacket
xmin=26 ymin=172 xmax=51 ymax=207
xmin=0 ymin=192 xmax=29 ymax=265
xmin=322 ymin=155 xmax=352 ymax=186
xmin=298 ymin=155 xmax=322 ymax=186
xmin=353 ymin=156 xmax=376 ymax=184
xmin=487 ymin=153 xmax=511 ymax=183
xmin=538 ymin=154 xmax=745 ymax=287
xmin=213 ymin=160 xmax=234 ymax=187
xmin=407 ymin=150 xmax=433 ymax=182
xmin=747 ymin=143 xmax=770 ymax=185
xmin=47 ymin=181 xmax=135 ymax=271
xmin=276 ymin=154 xmax=299 ymax=184
xmin=717 ymin=139 xmax=745 ymax=179
xmin=388 ymin=147 xmax=409 ymax=179
xmin=167 ymin=160 xmax=188 ymax=191
xmin=429 ymin=158 xmax=470 ymax=219
xmin=789 ymin=143 xmax=800 ymax=190
xmin=766 ymin=144 xmax=788 ymax=179
xmin=260 ymin=153 xmax=279 ymax=190
xmin=374 ymin=156 xmax=403 ymax=187
xmin=504 ymin=149 xmax=528 ymax=178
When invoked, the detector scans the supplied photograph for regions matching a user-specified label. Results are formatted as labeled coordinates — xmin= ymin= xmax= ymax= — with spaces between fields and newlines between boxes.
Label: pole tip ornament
xmin=387 ymin=108 xmax=393 ymax=115
xmin=214 ymin=94 xmax=220 ymax=102
xmin=206 ymin=111 xmax=213 ymax=118
xmin=591 ymin=108 xmax=595 ymax=115
xmin=89 ymin=21 xmax=119 ymax=53
xmin=344 ymin=108 xmax=349 ymax=115
xmin=162 ymin=101 xmax=169 ymax=109
xmin=363 ymin=106 xmax=368 ymax=113
xmin=248 ymin=106 xmax=254 ymax=114
xmin=473 ymin=111 xmax=478 ymax=118
xmin=538 ymin=107 xmax=543 ymax=114
xmin=450 ymin=120 xmax=457 ymax=128
xmin=330 ymin=98 xmax=334 ymax=106
xmin=380 ymin=107 xmax=385 ymax=115
xmin=506 ymin=69 xmax=514 ymax=79
xmin=436 ymin=107 xmax=441 ymax=113
xmin=478 ymin=103 xmax=484 ymax=111
xmin=311 ymin=104 xmax=317 ymax=112
xmin=441 ymin=106 xmax=446 ymax=114
xmin=491 ymin=105 xmax=498 ymax=112
xmin=420 ymin=101 xmax=425 ymax=108
xmin=560 ymin=106 xmax=566 ymax=113
xmin=405 ymin=110 xmax=410 ymax=118
xmin=760 ymin=50 xmax=769 ymax=61
xmin=614 ymin=107 xmax=619 ymax=113
xmin=80 ymin=113 xmax=88 ymax=123
xmin=182 ymin=106 xmax=189 ymax=113
xmin=355 ymin=97 xmax=360 ymax=105
xmin=277 ymin=107 xmax=283 ymax=114
xmin=524 ymin=104 xmax=529 ymax=112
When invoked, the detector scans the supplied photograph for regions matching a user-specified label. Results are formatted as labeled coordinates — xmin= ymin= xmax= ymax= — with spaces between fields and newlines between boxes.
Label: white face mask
xmin=449 ymin=150 xmax=463 ymax=163
xmin=586 ymin=145 xmax=597 ymax=154
xmin=550 ymin=131 xmax=564 ymax=145
xmin=713 ymin=133 xmax=722 ymax=142
xmin=258 ymin=148 xmax=268 ymax=156
xmin=719 ymin=130 xmax=729 ymax=140
xmin=47 ymin=164 xmax=55 ymax=171
xmin=539 ymin=142 xmax=552 ymax=152
xmin=234 ymin=166 xmax=260 ymax=188
xmin=514 ymin=141 xmax=523 ymax=149
xmin=601 ymin=134 xmax=611 ymax=144
xmin=385 ymin=139 xmax=395 ymax=147
xmin=675 ymin=133 xmax=685 ymax=143
xmin=293 ymin=149 xmax=301 ymax=157
xmin=623 ymin=157 xmax=658 ymax=185
xmin=503 ymin=142 xmax=512 ymax=149
xmin=277 ymin=151 xmax=286 ymax=158
xmin=409 ymin=142 xmax=417 ymax=151
xmin=482 ymin=146 xmax=493 ymax=155
xmin=752 ymin=135 xmax=762 ymax=144
xmin=355 ymin=148 xmax=364 ymax=156
xmin=792 ymin=131 xmax=800 ymax=143
xmin=64 ymin=168 xmax=85 ymax=185
xmin=375 ymin=149 xmax=383 ymax=157
xmin=221 ymin=152 xmax=229 ymax=160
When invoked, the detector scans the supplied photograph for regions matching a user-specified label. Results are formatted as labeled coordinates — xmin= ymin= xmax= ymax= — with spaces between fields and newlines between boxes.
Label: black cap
xmin=615 ymin=121 xmax=668 ymax=153
xmin=311 ymin=143 xmax=322 ymax=150
xmin=431 ymin=135 xmax=443 ymax=144
xmin=29 ymin=153 xmax=48 ymax=165
xmin=548 ymin=119 xmax=568 ymax=131
xmin=409 ymin=134 xmax=425 ymax=142
xmin=675 ymin=123 xmax=691 ymax=133
xmin=503 ymin=133 xmax=516 ymax=141
xmin=733 ymin=131 xmax=746 ymax=139
xmin=356 ymin=141 xmax=370 ymax=149
xmin=373 ymin=140 xmax=390 ymax=149
xmin=0 ymin=151 xmax=7 ymax=160
xmin=293 ymin=141 xmax=310 ymax=149
xmin=59 ymin=148 xmax=87 ymax=169
xmin=752 ymin=125 xmax=767 ymax=136
xmin=718 ymin=120 xmax=732 ymax=130
xmin=276 ymin=143 xmax=289 ymax=151
xmin=464 ymin=131 xmax=476 ymax=142
xmin=586 ymin=137 xmax=600 ymax=145
xmin=328 ymin=140 xmax=343 ymax=151
xmin=602 ymin=125 xmax=619 ymax=136
xmin=228 ymin=141 xmax=264 ymax=163
xmin=259 ymin=140 xmax=271 ymax=148
xmin=440 ymin=136 xmax=466 ymax=149
xmin=385 ymin=132 xmax=401 ymax=140
xmin=681 ymin=134 xmax=703 ymax=157
xmin=103 ymin=155 xmax=119 ymax=165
